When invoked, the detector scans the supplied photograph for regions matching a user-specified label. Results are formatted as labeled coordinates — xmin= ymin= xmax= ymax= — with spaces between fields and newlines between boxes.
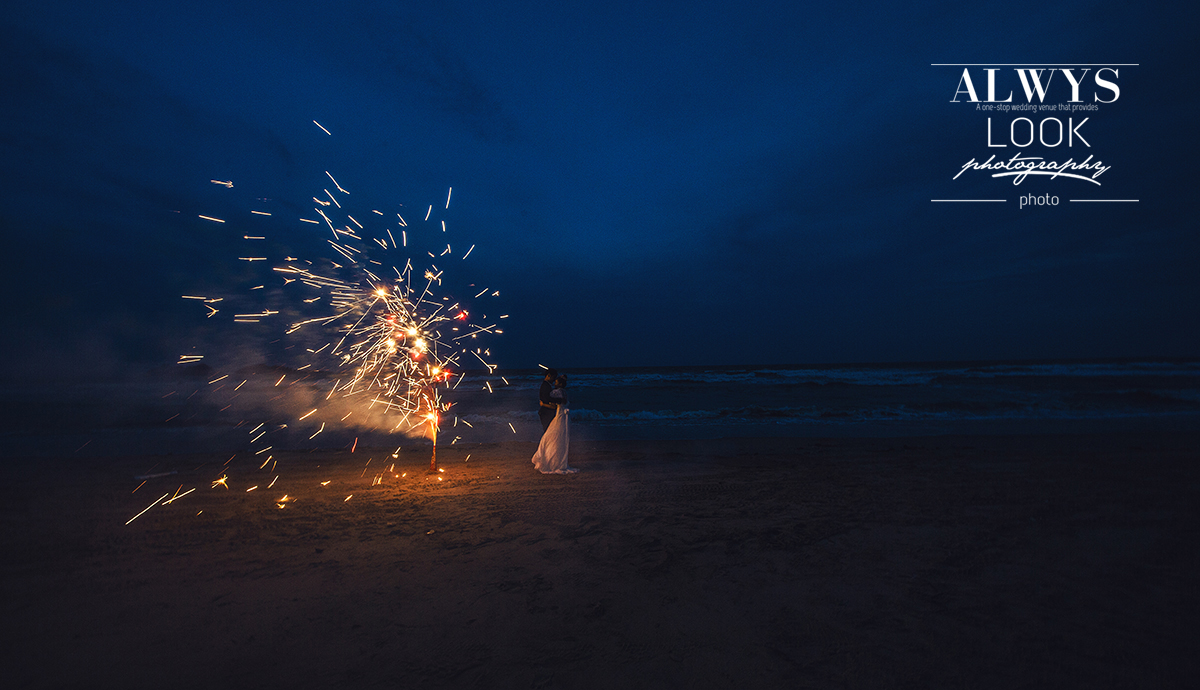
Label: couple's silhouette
xmin=532 ymin=368 xmax=576 ymax=474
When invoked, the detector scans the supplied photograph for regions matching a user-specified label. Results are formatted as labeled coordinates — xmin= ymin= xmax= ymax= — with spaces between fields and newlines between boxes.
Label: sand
xmin=3 ymin=433 xmax=1198 ymax=688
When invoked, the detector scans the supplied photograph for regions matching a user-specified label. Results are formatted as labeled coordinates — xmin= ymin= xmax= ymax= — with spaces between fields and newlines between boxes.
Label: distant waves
xmin=458 ymin=360 xmax=1200 ymax=438
xmin=7 ymin=360 xmax=1198 ymax=456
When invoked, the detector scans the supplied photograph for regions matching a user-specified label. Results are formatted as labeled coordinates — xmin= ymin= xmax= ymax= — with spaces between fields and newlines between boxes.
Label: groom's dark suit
xmin=538 ymin=378 xmax=558 ymax=432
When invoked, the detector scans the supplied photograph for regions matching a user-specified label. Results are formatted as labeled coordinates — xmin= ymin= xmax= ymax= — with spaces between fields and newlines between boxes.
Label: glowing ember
xmin=135 ymin=122 xmax=506 ymax=526
xmin=191 ymin=166 xmax=503 ymax=455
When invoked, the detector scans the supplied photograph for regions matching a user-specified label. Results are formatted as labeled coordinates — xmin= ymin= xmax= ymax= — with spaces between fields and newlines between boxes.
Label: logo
xmin=931 ymin=64 xmax=1138 ymax=207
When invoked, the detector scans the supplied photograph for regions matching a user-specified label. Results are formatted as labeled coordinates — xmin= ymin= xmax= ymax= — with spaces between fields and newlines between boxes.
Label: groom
xmin=538 ymin=368 xmax=560 ymax=433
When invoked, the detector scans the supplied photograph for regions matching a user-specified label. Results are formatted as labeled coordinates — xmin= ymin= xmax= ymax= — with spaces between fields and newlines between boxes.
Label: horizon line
xmin=457 ymin=356 xmax=1200 ymax=372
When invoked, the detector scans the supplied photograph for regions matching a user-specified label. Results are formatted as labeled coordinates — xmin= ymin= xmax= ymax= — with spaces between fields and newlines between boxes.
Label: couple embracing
xmin=532 ymin=367 xmax=577 ymax=474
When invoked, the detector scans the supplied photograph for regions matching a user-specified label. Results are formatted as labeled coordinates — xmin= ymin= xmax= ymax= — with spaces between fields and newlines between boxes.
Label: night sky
xmin=2 ymin=0 xmax=1196 ymax=378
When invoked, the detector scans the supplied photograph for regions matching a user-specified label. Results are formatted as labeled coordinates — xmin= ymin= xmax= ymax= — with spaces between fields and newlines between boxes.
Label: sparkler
xmin=133 ymin=123 xmax=503 ymax=528
xmin=183 ymin=122 xmax=502 ymax=483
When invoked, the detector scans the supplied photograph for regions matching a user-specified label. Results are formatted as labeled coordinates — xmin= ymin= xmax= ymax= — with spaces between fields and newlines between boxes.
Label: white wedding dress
xmin=532 ymin=389 xmax=576 ymax=474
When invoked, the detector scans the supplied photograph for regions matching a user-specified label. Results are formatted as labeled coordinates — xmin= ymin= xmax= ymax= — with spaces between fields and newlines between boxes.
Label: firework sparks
xmin=126 ymin=493 xmax=171 ymax=525
xmin=162 ymin=488 xmax=196 ymax=505
xmin=261 ymin=226 xmax=502 ymax=449
xmin=178 ymin=127 xmax=507 ymax=512
xmin=326 ymin=171 xmax=349 ymax=195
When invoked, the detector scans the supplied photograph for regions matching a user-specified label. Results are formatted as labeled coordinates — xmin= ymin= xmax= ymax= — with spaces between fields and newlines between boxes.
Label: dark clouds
xmin=1 ymin=0 xmax=1197 ymax=377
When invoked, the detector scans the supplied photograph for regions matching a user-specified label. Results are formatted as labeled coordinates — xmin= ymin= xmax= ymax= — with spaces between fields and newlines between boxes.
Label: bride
xmin=532 ymin=374 xmax=576 ymax=474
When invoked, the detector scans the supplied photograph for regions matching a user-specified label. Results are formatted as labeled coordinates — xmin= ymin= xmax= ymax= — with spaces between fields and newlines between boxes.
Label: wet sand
xmin=3 ymin=433 xmax=1198 ymax=688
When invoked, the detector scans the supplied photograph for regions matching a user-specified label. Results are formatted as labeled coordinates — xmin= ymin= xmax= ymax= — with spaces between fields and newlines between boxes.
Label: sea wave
xmin=944 ymin=361 xmax=1200 ymax=379
xmin=454 ymin=401 xmax=1200 ymax=427
xmin=471 ymin=361 xmax=1200 ymax=393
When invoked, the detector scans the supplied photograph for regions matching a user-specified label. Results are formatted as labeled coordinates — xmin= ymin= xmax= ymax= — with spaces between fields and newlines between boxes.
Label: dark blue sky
xmin=2 ymin=0 xmax=1196 ymax=376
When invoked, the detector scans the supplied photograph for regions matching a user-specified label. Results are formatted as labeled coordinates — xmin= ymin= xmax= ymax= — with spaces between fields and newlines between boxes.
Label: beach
xmin=4 ymin=2 xmax=1195 ymax=687
xmin=3 ymin=432 xmax=1197 ymax=688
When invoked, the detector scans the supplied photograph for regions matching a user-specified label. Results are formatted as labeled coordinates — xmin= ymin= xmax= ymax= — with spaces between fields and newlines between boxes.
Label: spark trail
xmin=139 ymin=122 xmax=504 ymax=524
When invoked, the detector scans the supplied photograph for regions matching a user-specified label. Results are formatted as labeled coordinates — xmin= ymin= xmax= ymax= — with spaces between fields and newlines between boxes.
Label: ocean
xmin=5 ymin=360 xmax=1199 ymax=457
xmin=456 ymin=360 xmax=1200 ymax=440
